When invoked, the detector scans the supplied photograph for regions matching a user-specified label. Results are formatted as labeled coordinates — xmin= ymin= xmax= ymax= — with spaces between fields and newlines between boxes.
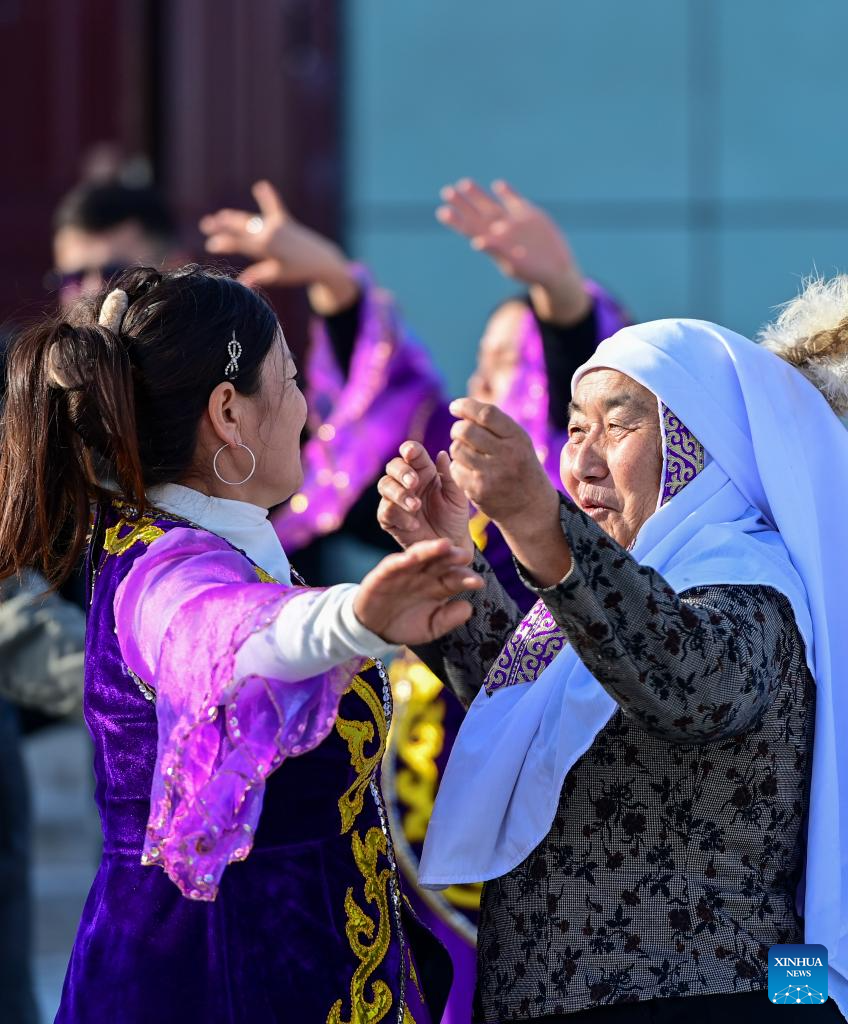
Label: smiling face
xmin=561 ymin=369 xmax=662 ymax=548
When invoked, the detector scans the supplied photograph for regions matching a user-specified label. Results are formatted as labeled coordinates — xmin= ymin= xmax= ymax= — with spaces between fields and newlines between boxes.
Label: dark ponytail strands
xmin=0 ymin=317 xmax=145 ymax=586
xmin=0 ymin=264 xmax=278 ymax=587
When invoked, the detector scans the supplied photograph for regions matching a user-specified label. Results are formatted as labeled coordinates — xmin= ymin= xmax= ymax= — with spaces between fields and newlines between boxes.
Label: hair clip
xmin=224 ymin=330 xmax=242 ymax=379
xmin=98 ymin=288 xmax=129 ymax=333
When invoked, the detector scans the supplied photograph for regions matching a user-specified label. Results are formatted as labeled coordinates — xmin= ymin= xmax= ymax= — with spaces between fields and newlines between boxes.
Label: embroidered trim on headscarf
xmin=484 ymin=599 xmax=566 ymax=696
xmin=660 ymin=402 xmax=706 ymax=506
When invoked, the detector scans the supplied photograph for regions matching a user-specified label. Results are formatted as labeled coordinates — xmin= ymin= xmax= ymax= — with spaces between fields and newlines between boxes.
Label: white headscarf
xmin=419 ymin=319 xmax=848 ymax=1010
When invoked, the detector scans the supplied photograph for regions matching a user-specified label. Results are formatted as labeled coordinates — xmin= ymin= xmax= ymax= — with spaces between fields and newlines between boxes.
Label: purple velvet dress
xmin=55 ymin=501 xmax=448 ymax=1024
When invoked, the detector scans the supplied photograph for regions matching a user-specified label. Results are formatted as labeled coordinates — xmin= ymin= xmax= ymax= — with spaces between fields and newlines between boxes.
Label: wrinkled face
xmin=561 ymin=369 xmax=662 ymax=549
xmin=467 ymin=301 xmax=527 ymax=405
xmin=53 ymin=223 xmax=169 ymax=306
xmin=242 ymin=334 xmax=308 ymax=507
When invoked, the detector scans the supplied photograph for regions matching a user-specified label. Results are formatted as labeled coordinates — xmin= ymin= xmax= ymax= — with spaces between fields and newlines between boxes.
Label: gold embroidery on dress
xmin=469 ymin=509 xmax=490 ymax=552
xmin=103 ymin=516 xmax=166 ymax=556
xmin=407 ymin=945 xmax=423 ymax=1003
xmin=326 ymin=827 xmax=394 ymax=1024
xmin=335 ymin=671 xmax=388 ymax=835
xmin=390 ymin=660 xmax=444 ymax=843
xmin=385 ymin=658 xmax=483 ymax=936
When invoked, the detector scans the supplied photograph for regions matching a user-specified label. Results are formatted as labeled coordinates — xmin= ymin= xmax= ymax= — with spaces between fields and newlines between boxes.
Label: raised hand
xmin=199 ymin=180 xmax=358 ymax=313
xmin=377 ymin=442 xmax=474 ymax=562
xmin=353 ymin=538 xmax=483 ymax=644
xmin=447 ymin=398 xmax=554 ymax=524
xmin=436 ymin=178 xmax=590 ymax=324
xmin=448 ymin=397 xmax=571 ymax=587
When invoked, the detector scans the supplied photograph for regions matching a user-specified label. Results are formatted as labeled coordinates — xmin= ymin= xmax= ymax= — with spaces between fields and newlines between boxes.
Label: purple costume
xmin=55 ymin=501 xmax=448 ymax=1023
xmin=272 ymin=269 xmax=443 ymax=551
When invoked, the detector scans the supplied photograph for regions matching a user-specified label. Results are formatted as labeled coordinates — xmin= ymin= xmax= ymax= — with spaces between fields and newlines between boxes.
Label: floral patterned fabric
xmin=414 ymin=496 xmax=815 ymax=1021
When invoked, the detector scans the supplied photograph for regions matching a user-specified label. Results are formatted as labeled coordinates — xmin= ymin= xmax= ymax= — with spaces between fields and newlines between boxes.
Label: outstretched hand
xmin=377 ymin=442 xmax=474 ymax=562
xmin=199 ymin=180 xmax=358 ymax=313
xmin=354 ymin=539 xmax=482 ymax=645
xmin=436 ymin=178 xmax=590 ymax=324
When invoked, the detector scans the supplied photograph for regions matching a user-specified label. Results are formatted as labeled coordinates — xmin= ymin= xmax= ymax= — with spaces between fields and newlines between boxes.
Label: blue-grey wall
xmin=344 ymin=0 xmax=848 ymax=395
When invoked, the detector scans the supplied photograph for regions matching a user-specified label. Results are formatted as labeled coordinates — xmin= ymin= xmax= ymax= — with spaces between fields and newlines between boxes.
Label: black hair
xmin=53 ymin=182 xmax=176 ymax=241
xmin=0 ymin=265 xmax=279 ymax=585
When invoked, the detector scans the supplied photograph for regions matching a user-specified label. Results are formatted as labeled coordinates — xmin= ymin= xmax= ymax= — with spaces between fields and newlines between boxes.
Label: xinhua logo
xmin=768 ymin=944 xmax=828 ymax=1005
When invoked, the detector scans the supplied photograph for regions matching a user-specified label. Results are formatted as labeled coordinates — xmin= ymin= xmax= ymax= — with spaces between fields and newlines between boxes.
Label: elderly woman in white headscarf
xmin=376 ymin=277 xmax=848 ymax=1024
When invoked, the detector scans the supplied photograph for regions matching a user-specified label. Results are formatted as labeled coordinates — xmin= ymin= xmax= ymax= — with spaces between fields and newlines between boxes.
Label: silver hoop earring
xmin=213 ymin=443 xmax=256 ymax=486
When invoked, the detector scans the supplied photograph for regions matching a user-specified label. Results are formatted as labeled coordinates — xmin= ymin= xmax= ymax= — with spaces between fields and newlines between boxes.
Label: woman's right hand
xmin=199 ymin=180 xmax=359 ymax=314
xmin=377 ymin=442 xmax=475 ymax=563
xmin=436 ymin=178 xmax=590 ymax=325
xmin=354 ymin=538 xmax=482 ymax=645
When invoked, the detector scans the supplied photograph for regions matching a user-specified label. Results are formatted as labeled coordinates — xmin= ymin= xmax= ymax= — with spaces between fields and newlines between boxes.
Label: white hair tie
xmin=98 ymin=288 xmax=129 ymax=334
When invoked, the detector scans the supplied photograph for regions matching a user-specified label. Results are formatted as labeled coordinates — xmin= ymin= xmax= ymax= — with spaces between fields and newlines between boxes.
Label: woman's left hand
xmin=199 ymin=180 xmax=358 ymax=313
xmin=354 ymin=539 xmax=483 ymax=645
xmin=448 ymin=398 xmax=572 ymax=586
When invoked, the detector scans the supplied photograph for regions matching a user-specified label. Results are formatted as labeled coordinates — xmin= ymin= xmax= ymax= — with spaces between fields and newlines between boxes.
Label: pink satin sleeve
xmin=114 ymin=527 xmax=365 ymax=900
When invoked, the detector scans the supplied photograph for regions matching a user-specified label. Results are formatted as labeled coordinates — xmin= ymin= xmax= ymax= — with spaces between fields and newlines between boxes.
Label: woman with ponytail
xmin=0 ymin=265 xmax=474 ymax=1022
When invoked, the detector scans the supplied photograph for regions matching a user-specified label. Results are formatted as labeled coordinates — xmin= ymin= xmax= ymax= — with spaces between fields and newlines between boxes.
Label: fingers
xmin=457 ymin=179 xmax=503 ymax=219
xmin=449 ymin=438 xmax=488 ymax=470
xmin=376 ymin=495 xmax=420 ymax=538
xmin=492 ymin=179 xmax=529 ymax=215
xmin=429 ymin=599 xmax=474 ymax=637
xmin=435 ymin=449 xmax=452 ymax=476
xmin=377 ymin=473 xmax=421 ymax=513
xmin=371 ymin=540 xmax=477 ymax=595
xmin=448 ymin=457 xmax=484 ymax=508
xmin=251 ymin=179 xmax=286 ymax=220
xmin=377 ymin=445 xmax=440 ymax=539
xmin=199 ymin=208 xmax=250 ymax=246
xmin=371 ymin=538 xmax=449 ymax=579
xmin=436 ymin=202 xmax=474 ymax=237
xmin=238 ymin=259 xmax=286 ymax=288
xmin=384 ymin=453 xmax=422 ymax=492
xmin=437 ymin=566 xmax=484 ymax=593
xmin=409 ymin=562 xmax=482 ymax=603
xmin=435 ymin=450 xmax=467 ymax=508
xmin=439 ymin=183 xmax=486 ymax=231
xmin=449 ymin=397 xmax=515 ymax=438
xmin=471 ymin=223 xmax=521 ymax=263
xmin=399 ymin=440 xmax=437 ymax=480
xmin=436 ymin=178 xmax=499 ymax=238
xmin=402 ymin=538 xmax=466 ymax=567
xmin=450 ymin=419 xmax=498 ymax=455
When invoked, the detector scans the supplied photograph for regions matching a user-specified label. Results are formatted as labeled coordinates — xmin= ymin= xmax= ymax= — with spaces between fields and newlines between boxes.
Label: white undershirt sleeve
xmin=233 ymin=583 xmax=399 ymax=683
